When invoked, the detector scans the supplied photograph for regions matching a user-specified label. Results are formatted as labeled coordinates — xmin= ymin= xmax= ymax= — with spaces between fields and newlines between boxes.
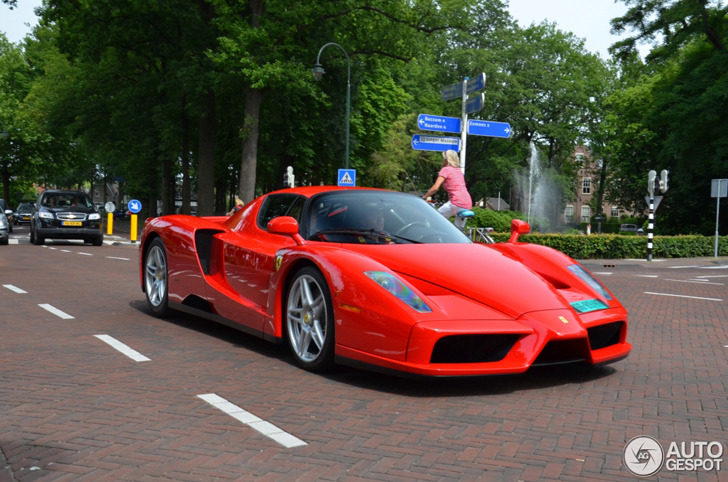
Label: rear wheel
xmin=92 ymin=236 xmax=103 ymax=246
xmin=144 ymin=238 xmax=170 ymax=316
xmin=285 ymin=266 xmax=335 ymax=371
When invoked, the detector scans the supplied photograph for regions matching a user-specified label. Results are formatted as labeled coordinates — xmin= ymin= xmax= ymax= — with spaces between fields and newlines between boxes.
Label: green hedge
xmin=488 ymin=233 xmax=728 ymax=259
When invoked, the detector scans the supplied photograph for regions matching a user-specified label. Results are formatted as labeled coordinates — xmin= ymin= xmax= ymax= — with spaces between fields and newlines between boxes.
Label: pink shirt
xmin=438 ymin=166 xmax=472 ymax=209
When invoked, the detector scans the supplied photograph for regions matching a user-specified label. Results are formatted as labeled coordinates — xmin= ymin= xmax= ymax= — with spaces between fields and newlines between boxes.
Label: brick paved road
xmin=1 ymin=232 xmax=727 ymax=481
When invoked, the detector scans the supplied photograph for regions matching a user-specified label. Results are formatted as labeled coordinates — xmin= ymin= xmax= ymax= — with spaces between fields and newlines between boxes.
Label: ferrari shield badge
xmin=275 ymin=255 xmax=283 ymax=271
xmin=559 ymin=316 xmax=569 ymax=324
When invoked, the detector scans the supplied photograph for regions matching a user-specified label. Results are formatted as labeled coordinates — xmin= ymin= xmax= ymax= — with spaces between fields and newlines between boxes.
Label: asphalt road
xmin=1 ymin=224 xmax=727 ymax=481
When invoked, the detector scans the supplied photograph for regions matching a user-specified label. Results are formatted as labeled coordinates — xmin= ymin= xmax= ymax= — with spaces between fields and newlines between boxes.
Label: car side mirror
xmin=508 ymin=219 xmax=531 ymax=243
xmin=4 ymin=209 xmax=12 ymax=215
xmin=267 ymin=216 xmax=306 ymax=245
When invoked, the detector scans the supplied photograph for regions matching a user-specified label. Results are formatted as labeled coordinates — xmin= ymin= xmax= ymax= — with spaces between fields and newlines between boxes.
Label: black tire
xmin=92 ymin=236 xmax=103 ymax=246
xmin=33 ymin=226 xmax=44 ymax=245
xmin=285 ymin=266 xmax=335 ymax=372
xmin=0 ymin=238 xmax=7 ymax=246
xmin=29 ymin=225 xmax=35 ymax=244
xmin=144 ymin=238 xmax=170 ymax=316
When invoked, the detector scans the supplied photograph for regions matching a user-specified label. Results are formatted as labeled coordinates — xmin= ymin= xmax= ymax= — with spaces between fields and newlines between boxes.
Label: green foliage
xmin=489 ymin=233 xmax=728 ymax=259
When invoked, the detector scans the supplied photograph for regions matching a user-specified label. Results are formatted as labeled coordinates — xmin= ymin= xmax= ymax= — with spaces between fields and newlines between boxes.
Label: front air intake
xmin=587 ymin=321 xmax=624 ymax=350
xmin=532 ymin=338 xmax=590 ymax=366
xmin=430 ymin=334 xmax=520 ymax=364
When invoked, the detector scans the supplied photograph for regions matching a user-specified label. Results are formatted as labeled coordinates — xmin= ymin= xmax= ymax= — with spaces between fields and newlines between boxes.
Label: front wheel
xmin=144 ymin=238 xmax=170 ymax=316
xmin=285 ymin=266 xmax=335 ymax=371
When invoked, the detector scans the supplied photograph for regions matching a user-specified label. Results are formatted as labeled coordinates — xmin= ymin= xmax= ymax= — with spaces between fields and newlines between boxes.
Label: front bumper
xmin=336 ymin=308 xmax=631 ymax=377
xmin=0 ymin=229 xmax=8 ymax=242
xmin=36 ymin=226 xmax=102 ymax=240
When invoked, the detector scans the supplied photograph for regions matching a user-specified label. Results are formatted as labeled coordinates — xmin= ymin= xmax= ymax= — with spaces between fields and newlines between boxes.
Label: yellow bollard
xmin=131 ymin=214 xmax=137 ymax=243
xmin=107 ymin=212 xmax=113 ymax=235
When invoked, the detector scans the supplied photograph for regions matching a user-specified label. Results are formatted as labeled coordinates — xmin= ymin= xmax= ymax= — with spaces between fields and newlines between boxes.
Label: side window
xmin=257 ymin=194 xmax=305 ymax=230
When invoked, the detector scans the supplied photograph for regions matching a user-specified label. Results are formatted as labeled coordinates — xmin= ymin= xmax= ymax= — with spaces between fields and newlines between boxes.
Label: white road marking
xmin=701 ymin=265 xmax=728 ymax=270
xmin=664 ymin=279 xmax=724 ymax=286
xmin=94 ymin=335 xmax=150 ymax=362
xmin=635 ymin=275 xmax=659 ymax=278
xmin=61 ymin=249 xmax=71 ymax=253
xmin=48 ymin=247 xmax=56 ymax=250
xmin=644 ymin=292 xmax=722 ymax=302
xmin=3 ymin=285 xmax=27 ymax=294
xmin=106 ymin=256 xmax=130 ymax=261
xmin=696 ymin=275 xmax=728 ymax=279
xmin=667 ymin=266 xmax=699 ymax=269
xmin=38 ymin=304 xmax=75 ymax=319
xmin=626 ymin=259 xmax=664 ymax=262
xmin=197 ymin=393 xmax=306 ymax=448
xmin=593 ymin=272 xmax=612 ymax=275
xmin=78 ymin=252 xmax=93 ymax=256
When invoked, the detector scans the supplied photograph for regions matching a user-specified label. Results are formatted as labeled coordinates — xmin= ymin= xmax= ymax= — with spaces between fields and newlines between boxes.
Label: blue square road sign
xmin=338 ymin=169 xmax=356 ymax=187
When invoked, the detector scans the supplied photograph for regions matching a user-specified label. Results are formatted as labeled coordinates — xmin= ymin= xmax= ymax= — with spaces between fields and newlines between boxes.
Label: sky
xmin=1 ymin=0 xmax=648 ymax=59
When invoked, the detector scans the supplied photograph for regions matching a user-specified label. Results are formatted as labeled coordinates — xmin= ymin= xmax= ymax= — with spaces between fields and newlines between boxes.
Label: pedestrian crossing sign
xmin=338 ymin=169 xmax=356 ymax=187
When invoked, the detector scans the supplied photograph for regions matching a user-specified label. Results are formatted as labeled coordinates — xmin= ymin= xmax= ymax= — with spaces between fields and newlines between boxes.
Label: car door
xmin=223 ymin=194 xmax=305 ymax=310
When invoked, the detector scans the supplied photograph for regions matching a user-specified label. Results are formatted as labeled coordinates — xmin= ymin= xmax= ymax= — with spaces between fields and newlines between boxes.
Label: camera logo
xmin=625 ymin=436 xmax=664 ymax=477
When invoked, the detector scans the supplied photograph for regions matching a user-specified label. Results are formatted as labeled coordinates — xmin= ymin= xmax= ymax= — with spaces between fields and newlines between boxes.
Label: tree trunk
xmin=161 ymin=155 xmax=172 ymax=216
xmin=1 ymin=163 xmax=9 ymax=202
xmin=197 ymin=90 xmax=216 ymax=216
xmin=239 ymin=86 xmax=264 ymax=203
xmin=181 ymin=95 xmax=191 ymax=215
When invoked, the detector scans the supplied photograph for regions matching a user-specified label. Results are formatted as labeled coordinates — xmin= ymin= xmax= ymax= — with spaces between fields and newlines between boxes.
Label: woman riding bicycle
xmin=422 ymin=149 xmax=473 ymax=228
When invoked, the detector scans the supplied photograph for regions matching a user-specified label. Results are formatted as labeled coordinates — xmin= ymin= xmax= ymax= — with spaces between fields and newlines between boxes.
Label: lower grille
xmin=430 ymin=334 xmax=520 ymax=364
xmin=533 ymin=338 xmax=590 ymax=366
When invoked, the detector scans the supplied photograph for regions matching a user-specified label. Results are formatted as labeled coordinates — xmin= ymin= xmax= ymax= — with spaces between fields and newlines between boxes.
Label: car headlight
xmin=0 ymin=216 xmax=6 ymax=228
xmin=39 ymin=211 xmax=54 ymax=219
xmin=364 ymin=271 xmax=431 ymax=313
xmin=88 ymin=213 xmax=101 ymax=220
xmin=568 ymin=264 xmax=612 ymax=301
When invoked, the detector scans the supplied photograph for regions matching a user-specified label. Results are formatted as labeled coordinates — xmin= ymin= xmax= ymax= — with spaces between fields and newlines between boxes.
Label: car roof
xmin=264 ymin=186 xmax=390 ymax=199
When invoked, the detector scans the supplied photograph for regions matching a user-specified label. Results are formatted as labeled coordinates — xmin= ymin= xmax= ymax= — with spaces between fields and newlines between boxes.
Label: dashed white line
xmin=593 ymin=272 xmax=612 ymax=275
xmin=664 ymin=279 xmax=724 ymax=286
xmin=94 ymin=335 xmax=150 ymax=362
xmin=106 ymin=256 xmax=131 ymax=261
xmin=78 ymin=252 xmax=93 ymax=256
xmin=701 ymin=265 xmax=728 ymax=270
xmin=197 ymin=393 xmax=306 ymax=448
xmin=48 ymin=247 xmax=57 ymax=250
xmin=38 ymin=304 xmax=74 ymax=319
xmin=3 ymin=284 xmax=27 ymax=294
xmin=60 ymin=249 xmax=71 ymax=253
xmin=696 ymin=275 xmax=728 ymax=279
xmin=635 ymin=275 xmax=659 ymax=278
xmin=644 ymin=292 xmax=722 ymax=302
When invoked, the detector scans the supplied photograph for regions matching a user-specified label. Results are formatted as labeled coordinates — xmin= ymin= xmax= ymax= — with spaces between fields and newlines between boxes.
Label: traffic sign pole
xmin=131 ymin=215 xmax=138 ymax=243
xmin=460 ymin=77 xmax=469 ymax=174
xmin=647 ymin=196 xmax=654 ymax=262
xmin=107 ymin=213 xmax=113 ymax=235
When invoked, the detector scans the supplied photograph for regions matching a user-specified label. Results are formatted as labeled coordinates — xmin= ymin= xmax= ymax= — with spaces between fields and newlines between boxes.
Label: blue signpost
xmin=468 ymin=120 xmax=511 ymax=138
xmin=465 ymin=94 xmax=484 ymax=115
xmin=466 ymin=73 xmax=486 ymax=94
xmin=440 ymin=82 xmax=463 ymax=101
xmin=417 ymin=114 xmax=461 ymax=134
xmin=411 ymin=135 xmax=460 ymax=152
xmin=128 ymin=199 xmax=142 ymax=214
xmin=337 ymin=169 xmax=356 ymax=186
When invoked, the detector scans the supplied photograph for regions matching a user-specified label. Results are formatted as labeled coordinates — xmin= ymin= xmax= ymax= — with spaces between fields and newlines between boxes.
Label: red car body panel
xmin=139 ymin=186 xmax=631 ymax=377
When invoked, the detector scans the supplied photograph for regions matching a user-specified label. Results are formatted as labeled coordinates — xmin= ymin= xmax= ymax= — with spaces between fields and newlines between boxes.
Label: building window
xmin=582 ymin=177 xmax=591 ymax=195
xmin=582 ymin=206 xmax=590 ymax=222
xmin=611 ymin=206 xmax=619 ymax=217
xmin=575 ymin=153 xmax=584 ymax=165
xmin=565 ymin=205 xmax=573 ymax=223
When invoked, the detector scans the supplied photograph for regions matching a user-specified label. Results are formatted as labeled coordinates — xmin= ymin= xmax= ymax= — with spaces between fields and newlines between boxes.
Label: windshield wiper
xmin=311 ymin=228 xmax=421 ymax=244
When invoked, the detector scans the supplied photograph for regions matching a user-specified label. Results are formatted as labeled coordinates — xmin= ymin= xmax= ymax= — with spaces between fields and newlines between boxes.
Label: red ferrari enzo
xmin=139 ymin=186 xmax=630 ymax=377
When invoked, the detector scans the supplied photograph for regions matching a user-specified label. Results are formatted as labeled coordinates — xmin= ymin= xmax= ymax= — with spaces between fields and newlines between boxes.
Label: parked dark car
xmin=30 ymin=190 xmax=104 ymax=246
xmin=0 ymin=206 xmax=8 ymax=245
xmin=0 ymin=198 xmax=13 ymax=233
xmin=13 ymin=203 xmax=33 ymax=225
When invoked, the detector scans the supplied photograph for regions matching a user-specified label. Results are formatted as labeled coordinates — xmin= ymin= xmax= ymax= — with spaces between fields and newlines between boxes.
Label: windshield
xmin=41 ymin=193 xmax=94 ymax=208
xmin=306 ymin=191 xmax=470 ymax=244
xmin=17 ymin=204 xmax=32 ymax=213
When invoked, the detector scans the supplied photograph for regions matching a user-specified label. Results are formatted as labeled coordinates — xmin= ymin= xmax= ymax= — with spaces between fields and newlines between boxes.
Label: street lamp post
xmin=312 ymin=42 xmax=351 ymax=170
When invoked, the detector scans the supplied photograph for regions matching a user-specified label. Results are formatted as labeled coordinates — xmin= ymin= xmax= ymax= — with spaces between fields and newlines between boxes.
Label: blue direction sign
xmin=417 ymin=114 xmax=461 ymax=134
xmin=466 ymin=73 xmax=486 ymax=94
xmin=468 ymin=120 xmax=512 ymax=138
xmin=337 ymin=169 xmax=356 ymax=187
xmin=128 ymin=199 xmax=142 ymax=214
xmin=465 ymin=94 xmax=484 ymax=114
xmin=440 ymin=82 xmax=463 ymax=101
xmin=411 ymin=135 xmax=460 ymax=152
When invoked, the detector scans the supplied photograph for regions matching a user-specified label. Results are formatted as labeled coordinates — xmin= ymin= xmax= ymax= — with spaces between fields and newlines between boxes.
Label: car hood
xmin=343 ymin=243 xmax=567 ymax=319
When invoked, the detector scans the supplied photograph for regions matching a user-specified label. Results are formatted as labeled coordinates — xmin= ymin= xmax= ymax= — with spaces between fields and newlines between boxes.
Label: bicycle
xmin=426 ymin=200 xmax=494 ymax=244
